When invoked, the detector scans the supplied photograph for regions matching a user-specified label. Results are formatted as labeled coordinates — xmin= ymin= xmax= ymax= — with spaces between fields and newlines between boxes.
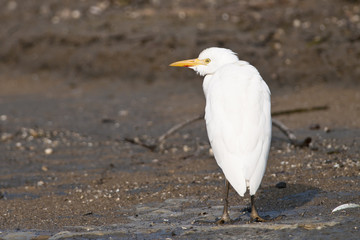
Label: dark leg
xmin=216 ymin=179 xmax=231 ymax=224
xmin=250 ymin=195 xmax=268 ymax=222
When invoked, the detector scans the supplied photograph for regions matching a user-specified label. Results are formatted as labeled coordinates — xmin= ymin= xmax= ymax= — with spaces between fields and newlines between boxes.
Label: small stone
xmin=29 ymin=129 xmax=38 ymax=137
xmin=309 ymin=123 xmax=320 ymax=130
xmin=7 ymin=1 xmax=17 ymax=11
xmin=222 ymin=13 xmax=229 ymax=21
xmin=101 ymin=118 xmax=115 ymax=124
xmin=1 ymin=133 xmax=13 ymax=141
xmin=71 ymin=10 xmax=81 ymax=19
xmin=293 ymin=19 xmax=301 ymax=28
xmin=0 ymin=115 xmax=7 ymax=121
xmin=209 ymin=148 xmax=214 ymax=156
xmin=119 ymin=110 xmax=129 ymax=117
xmin=183 ymin=145 xmax=190 ymax=152
xmin=178 ymin=11 xmax=186 ymax=19
xmin=44 ymin=148 xmax=53 ymax=155
xmin=324 ymin=127 xmax=331 ymax=133
xmin=275 ymin=182 xmax=287 ymax=189
xmin=37 ymin=181 xmax=45 ymax=187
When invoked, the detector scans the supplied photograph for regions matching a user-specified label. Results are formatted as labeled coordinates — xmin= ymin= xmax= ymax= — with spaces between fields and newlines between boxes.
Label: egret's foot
xmin=215 ymin=213 xmax=231 ymax=224
xmin=249 ymin=195 xmax=284 ymax=223
xmin=249 ymin=212 xmax=285 ymax=223
xmin=249 ymin=215 xmax=269 ymax=223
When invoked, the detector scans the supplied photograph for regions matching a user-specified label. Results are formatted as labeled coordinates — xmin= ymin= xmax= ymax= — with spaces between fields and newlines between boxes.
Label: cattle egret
xmin=170 ymin=47 xmax=272 ymax=223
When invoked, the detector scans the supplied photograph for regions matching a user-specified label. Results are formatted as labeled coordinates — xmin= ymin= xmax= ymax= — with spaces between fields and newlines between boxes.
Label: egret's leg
xmin=216 ymin=179 xmax=231 ymax=224
xmin=250 ymin=195 xmax=268 ymax=222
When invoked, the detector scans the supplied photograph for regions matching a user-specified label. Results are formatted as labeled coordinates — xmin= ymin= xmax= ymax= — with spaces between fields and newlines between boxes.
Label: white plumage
xmin=170 ymin=47 xmax=272 ymax=223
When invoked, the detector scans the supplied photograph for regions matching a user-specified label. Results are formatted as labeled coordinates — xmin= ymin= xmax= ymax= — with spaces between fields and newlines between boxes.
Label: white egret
xmin=170 ymin=47 xmax=272 ymax=223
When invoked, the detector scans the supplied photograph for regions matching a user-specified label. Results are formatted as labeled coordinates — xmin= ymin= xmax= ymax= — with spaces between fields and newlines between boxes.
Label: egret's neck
xmin=202 ymin=60 xmax=249 ymax=96
xmin=202 ymin=74 xmax=213 ymax=97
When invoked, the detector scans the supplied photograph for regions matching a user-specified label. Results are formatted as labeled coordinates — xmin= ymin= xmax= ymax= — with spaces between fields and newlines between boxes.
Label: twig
xmin=271 ymin=118 xmax=297 ymax=141
xmin=124 ymin=137 xmax=157 ymax=151
xmin=125 ymin=105 xmax=328 ymax=150
xmin=157 ymin=114 xmax=204 ymax=142
xmin=271 ymin=105 xmax=328 ymax=117
xmin=272 ymin=119 xmax=311 ymax=147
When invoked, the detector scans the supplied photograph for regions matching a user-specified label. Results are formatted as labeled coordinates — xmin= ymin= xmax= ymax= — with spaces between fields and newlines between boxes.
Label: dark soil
xmin=0 ymin=0 xmax=359 ymax=239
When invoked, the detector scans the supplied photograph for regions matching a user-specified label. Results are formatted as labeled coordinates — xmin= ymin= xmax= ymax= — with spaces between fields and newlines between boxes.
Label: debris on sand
xmin=332 ymin=203 xmax=360 ymax=213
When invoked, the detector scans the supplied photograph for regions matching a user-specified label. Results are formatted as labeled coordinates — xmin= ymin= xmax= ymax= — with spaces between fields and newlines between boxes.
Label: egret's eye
xmin=204 ymin=58 xmax=211 ymax=64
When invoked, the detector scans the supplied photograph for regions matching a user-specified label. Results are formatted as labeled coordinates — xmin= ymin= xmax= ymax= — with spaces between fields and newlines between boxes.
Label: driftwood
xmin=124 ymin=105 xmax=328 ymax=151
xmin=271 ymin=105 xmax=328 ymax=117
xmin=271 ymin=118 xmax=311 ymax=147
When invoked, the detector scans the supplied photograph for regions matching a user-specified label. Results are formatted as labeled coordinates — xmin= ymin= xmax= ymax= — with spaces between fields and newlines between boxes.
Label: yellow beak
xmin=169 ymin=58 xmax=206 ymax=67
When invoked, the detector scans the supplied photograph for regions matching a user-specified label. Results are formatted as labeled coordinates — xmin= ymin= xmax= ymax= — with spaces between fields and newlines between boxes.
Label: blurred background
xmin=1 ymin=0 xmax=359 ymax=89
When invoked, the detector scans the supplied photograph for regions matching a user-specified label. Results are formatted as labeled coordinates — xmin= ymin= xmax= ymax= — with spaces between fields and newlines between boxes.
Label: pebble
xmin=37 ymin=181 xmax=44 ymax=187
xmin=309 ymin=123 xmax=320 ymax=130
xmin=119 ymin=110 xmax=129 ymax=117
xmin=44 ymin=148 xmax=53 ymax=155
xmin=1 ymin=133 xmax=13 ymax=141
xmin=71 ymin=10 xmax=81 ymax=19
xmin=275 ymin=182 xmax=287 ymax=189
xmin=183 ymin=145 xmax=190 ymax=152
xmin=293 ymin=19 xmax=301 ymax=28
xmin=208 ymin=148 xmax=214 ymax=156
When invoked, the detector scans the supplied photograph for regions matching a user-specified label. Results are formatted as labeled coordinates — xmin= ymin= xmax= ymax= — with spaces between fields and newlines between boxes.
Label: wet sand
xmin=0 ymin=0 xmax=359 ymax=239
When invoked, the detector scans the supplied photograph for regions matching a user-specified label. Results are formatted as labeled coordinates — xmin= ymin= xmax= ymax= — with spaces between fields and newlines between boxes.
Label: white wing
xmin=203 ymin=62 xmax=271 ymax=197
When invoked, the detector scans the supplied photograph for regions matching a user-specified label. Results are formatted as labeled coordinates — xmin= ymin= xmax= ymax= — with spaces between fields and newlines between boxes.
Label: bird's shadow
xmin=194 ymin=183 xmax=320 ymax=225
xmin=256 ymin=183 xmax=320 ymax=213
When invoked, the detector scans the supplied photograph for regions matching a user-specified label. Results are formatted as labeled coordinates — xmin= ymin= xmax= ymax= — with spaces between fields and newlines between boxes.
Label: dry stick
xmin=271 ymin=105 xmax=328 ymax=117
xmin=271 ymin=105 xmax=327 ymax=147
xmin=156 ymin=116 xmax=299 ymax=145
xmin=271 ymin=119 xmax=312 ymax=147
xmin=157 ymin=114 xmax=204 ymax=142
xmin=271 ymin=118 xmax=297 ymax=142
xmin=125 ymin=105 xmax=328 ymax=150
xmin=156 ymin=105 xmax=328 ymax=146
xmin=124 ymin=137 xmax=157 ymax=151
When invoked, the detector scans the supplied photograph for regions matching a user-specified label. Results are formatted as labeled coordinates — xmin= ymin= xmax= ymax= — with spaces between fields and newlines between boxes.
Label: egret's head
xmin=170 ymin=47 xmax=239 ymax=76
